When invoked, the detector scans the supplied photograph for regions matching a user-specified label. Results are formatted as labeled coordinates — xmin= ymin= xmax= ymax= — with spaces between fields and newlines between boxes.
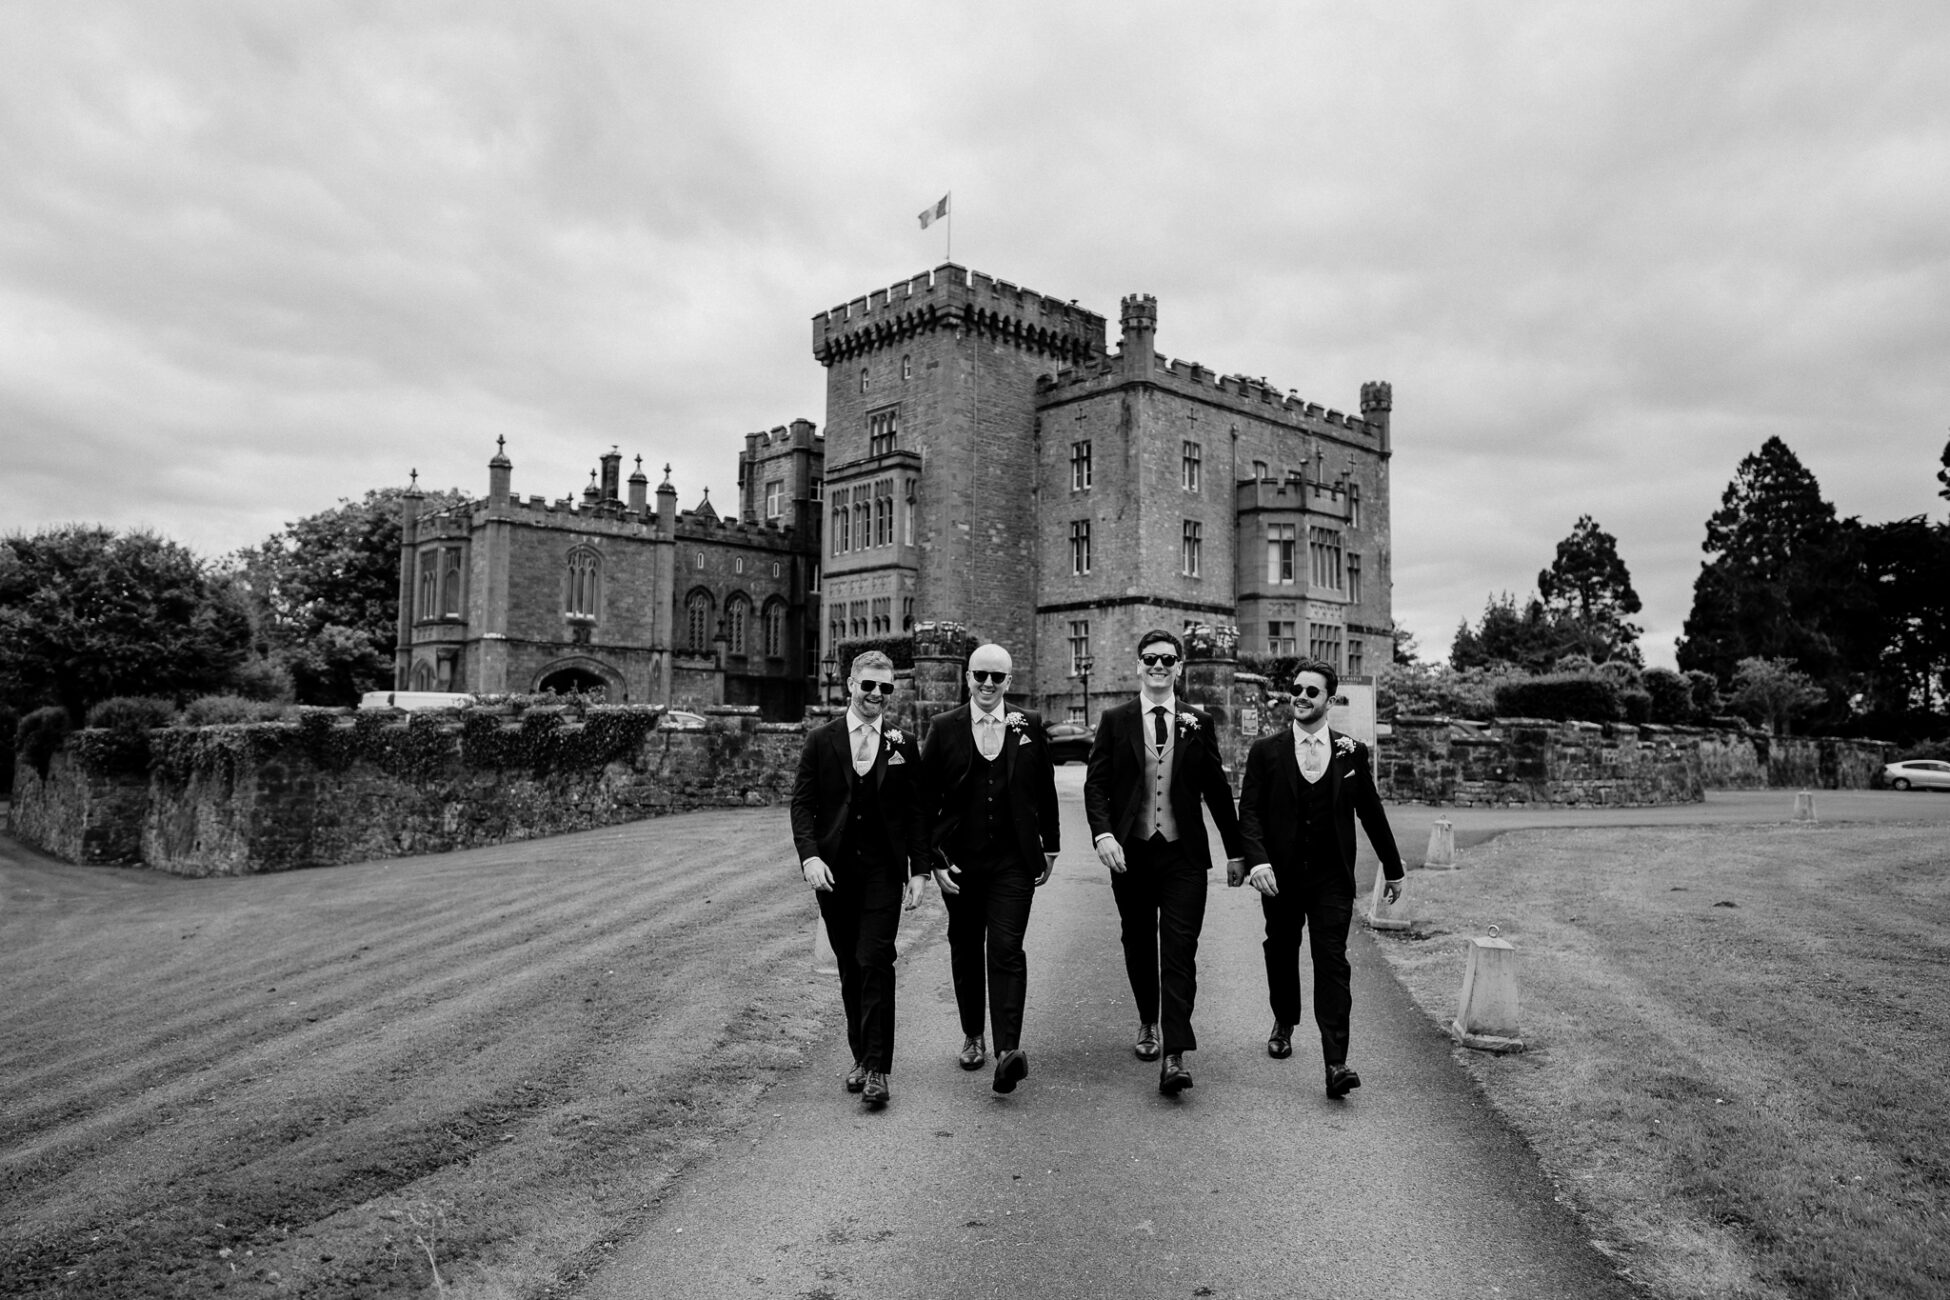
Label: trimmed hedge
xmin=1492 ymin=673 xmax=1622 ymax=723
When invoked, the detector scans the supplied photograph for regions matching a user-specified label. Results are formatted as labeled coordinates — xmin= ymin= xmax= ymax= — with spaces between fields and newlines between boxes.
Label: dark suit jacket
xmin=1238 ymin=726 xmax=1404 ymax=897
xmin=790 ymin=715 xmax=929 ymax=877
xmin=919 ymin=703 xmax=1060 ymax=868
xmin=1083 ymin=697 xmax=1243 ymax=868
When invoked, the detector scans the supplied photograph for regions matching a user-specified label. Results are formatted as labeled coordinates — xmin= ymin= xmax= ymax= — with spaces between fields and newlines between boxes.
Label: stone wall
xmin=1379 ymin=715 xmax=1893 ymax=806
xmin=9 ymin=708 xmax=814 ymax=878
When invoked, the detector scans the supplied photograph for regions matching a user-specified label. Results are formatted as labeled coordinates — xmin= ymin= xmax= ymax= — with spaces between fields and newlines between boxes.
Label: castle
xmin=395 ymin=262 xmax=1393 ymax=723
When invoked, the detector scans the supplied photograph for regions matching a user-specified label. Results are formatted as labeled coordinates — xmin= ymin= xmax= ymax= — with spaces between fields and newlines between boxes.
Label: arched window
xmin=762 ymin=598 xmax=786 ymax=657
xmin=725 ymin=594 xmax=751 ymax=656
xmin=860 ymin=367 xmax=869 ymax=393
xmin=410 ymin=659 xmax=435 ymax=691
xmin=686 ymin=590 xmax=714 ymax=652
xmin=901 ymin=353 xmax=912 ymax=380
xmin=566 ymin=547 xmax=600 ymax=617
xmin=441 ymin=549 xmax=463 ymax=617
xmin=417 ymin=549 xmax=438 ymax=619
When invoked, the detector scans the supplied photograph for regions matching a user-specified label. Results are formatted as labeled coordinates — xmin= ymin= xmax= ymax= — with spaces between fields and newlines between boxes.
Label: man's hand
xmin=902 ymin=874 xmax=925 ymax=910
xmin=1225 ymin=857 xmax=1247 ymax=888
xmin=1094 ymin=834 xmax=1126 ymax=874
xmin=1036 ymin=852 xmax=1057 ymax=887
xmin=1246 ymin=863 xmax=1279 ymax=897
xmin=802 ymin=856 xmax=834 ymax=892
xmin=1383 ymin=875 xmax=1404 ymax=905
xmin=932 ymin=861 xmax=962 ymax=896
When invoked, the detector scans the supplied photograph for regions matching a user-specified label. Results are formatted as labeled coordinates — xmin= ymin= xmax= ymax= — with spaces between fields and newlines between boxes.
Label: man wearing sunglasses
xmin=919 ymin=643 xmax=1060 ymax=1095
xmin=1236 ymin=657 xmax=1404 ymax=1100
xmin=1084 ymin=629 xmax=1245 ymax=1096
xmin=790 ymin=650 xmax=930 ymax=1109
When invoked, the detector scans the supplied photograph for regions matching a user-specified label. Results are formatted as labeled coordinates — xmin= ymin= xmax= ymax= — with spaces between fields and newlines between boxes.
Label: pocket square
xmin=887 ymin=753 xmax=907 ymax=765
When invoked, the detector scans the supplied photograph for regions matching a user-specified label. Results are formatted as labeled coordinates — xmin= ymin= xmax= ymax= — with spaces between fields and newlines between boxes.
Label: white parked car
xmin=1881 ymin=759 xmax=1950 ymax=791
xmin=358 ymin=691 xmax=473 ymax=712
xmin=662 ymin=710 xmax=708 ymax=729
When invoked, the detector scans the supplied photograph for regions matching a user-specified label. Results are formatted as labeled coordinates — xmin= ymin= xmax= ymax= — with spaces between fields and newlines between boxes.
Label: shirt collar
xmin=1138 ymin=693 xmax=1177 ymax=716
xmin=973 ymin=702 xmax=1006 ymax=724
xmin=1293 ymin=720 xmax=1329 ymax=742
xmin=846 ymin=708 xmax=883 ymax=736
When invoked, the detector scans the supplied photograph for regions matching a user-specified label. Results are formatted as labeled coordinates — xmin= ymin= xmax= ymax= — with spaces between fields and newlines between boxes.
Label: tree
xmin=1938 ymin=434 xmax=1949 ymax=503
xmin=1537 ymin=515 xmax=1642 ymax=665
xmin=1677 ymin=437 xmax=1867 ymax=690
xmin=233 ymin=485 xmax=466 ymax=705
xmin=1728 ymin=656 xmax=1825 ymax=735
xmin=1450 ymin=592 xmax=1563 ymax=672
xmin=0 ymin=526 xmax=252 ymax=719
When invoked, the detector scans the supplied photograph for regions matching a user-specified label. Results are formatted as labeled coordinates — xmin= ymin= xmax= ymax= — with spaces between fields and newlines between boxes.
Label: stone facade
xmin=813 ymin=265 xmax=1394 ymax=725
xmin=398 ymin=426 xmax=824 ymax=720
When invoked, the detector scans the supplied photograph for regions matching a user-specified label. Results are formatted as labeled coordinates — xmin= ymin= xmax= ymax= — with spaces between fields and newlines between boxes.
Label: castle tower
xmin=811 ymin=264 xmax=1106 ymax=692
xmin=1119 ymin=294 xmax=1157 ymax=377
xmin=599 ymin=446 xmax=622 ymax=501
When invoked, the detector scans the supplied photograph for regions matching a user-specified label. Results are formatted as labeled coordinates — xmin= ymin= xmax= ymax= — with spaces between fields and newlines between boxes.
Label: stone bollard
xmin=1794 ymin=790 xmax=1817 ymax=822
xmin=1451 ymin=925 xmax=1524 ymax=1052
xmin=1364 ymin=869 xmax=1411 ymax=931
xmin=1424 ymin=819 xmax=1458 ymax=870
xmin=813 ymin=918 xmax=839 ymax=975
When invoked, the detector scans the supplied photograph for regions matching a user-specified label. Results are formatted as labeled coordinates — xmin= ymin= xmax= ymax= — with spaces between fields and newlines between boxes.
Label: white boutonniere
xmin=1177 ymin=712 xmax=1199 ymax=733
xmin=1005 ymin=712 xmax=1027 ymax=733
xmin=1334 ymin=735 xmax=1357 ymax=756
xmin=885 ymin=728 xmax=904 ymax=746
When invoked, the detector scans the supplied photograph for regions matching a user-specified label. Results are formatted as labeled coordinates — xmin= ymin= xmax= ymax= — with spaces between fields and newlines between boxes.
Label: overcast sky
xmin=4 ymin=2 xmax=1945 ymax=668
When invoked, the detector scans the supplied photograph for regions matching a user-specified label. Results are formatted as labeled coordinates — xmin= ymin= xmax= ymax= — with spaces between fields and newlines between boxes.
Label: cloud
xmin=2 ymin=1 xmax=1945 ymax=673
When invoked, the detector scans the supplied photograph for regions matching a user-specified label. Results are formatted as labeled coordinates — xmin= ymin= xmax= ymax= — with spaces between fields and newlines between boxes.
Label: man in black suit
xmin=790 ymin=650 xmax=929 ymax=1109
xmin=1236 ymin=657 xmax=1405 ymax=1099
xmin=920 ymin=642 xmax=1060 ymax=1095
xmin=1084 ymin=629 xmax=1245 ymax=1095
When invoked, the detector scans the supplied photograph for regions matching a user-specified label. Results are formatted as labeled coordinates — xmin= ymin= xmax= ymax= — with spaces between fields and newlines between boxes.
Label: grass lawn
xmin=1371 ymin=821 xmax=1950 ymax=1300
xmin=0 ymin=809 xmax=854 ymax=1299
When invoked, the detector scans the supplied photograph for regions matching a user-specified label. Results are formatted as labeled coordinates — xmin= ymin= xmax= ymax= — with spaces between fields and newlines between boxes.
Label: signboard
xmin=1328 ymin=678 xmax=1377 ymax=750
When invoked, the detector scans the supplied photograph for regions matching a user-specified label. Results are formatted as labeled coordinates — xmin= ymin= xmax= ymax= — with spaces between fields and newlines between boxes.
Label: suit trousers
xmin=1111 ymin=833 xmax=1208 ymax=1054
xmin=942 ymin=853 xmax=1036 ymax=1051
xmin=816 ymin=851 xmax=906 ymax=1072
xmin=1260 ymin=888 xmax=1355 ymax=1065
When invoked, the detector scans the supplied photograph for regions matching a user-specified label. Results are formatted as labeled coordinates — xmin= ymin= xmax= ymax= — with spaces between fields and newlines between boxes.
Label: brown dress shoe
xmin=1325 ymin=1064 xmax=1362 ymax=1099
xmin=862 ymin=1070 xmax=890 ymax=1107
xmin=844 ymin=1060 xmax=868 ymax=1092
xmin=1267 ymin=1023 xmax=1294 ymax=1059
xmin=1134 ymin=1023 xmax=1162 ymax=1061
xmin=993 ymin=1049 xmax=1028 ymax=1094
xmin=1158 ymin=1053 xmax=1193 ymax=1095
xmin=959 ymin=1035 xmax=987 ymax=1070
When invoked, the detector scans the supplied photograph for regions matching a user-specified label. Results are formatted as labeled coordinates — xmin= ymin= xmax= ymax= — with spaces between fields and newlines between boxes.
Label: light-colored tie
xmin=978 ymin=714 xmax=1000 ymax=760
xmin=1302 ymin=735 xmax=1325 ymax=779
xmin=854 ymin=725 xmax=875 ymax=773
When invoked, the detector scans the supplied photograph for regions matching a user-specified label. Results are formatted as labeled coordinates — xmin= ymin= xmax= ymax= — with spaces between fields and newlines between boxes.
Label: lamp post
xmin=821 ymin=651 xmax=839 ymax=707
xmin=1075 ymin=653 xmax=1093 ymax=726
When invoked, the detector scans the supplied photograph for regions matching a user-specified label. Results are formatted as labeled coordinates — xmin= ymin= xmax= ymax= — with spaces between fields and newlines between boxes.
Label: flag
xmin=917 ymin=193 xmax=950 ymax=229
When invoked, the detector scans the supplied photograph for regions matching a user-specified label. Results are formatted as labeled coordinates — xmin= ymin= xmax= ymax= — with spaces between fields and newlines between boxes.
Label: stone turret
xmin=487 ymin=438 xmax=512 ymax=516
xmin=1361 ymin=380 xmax=1393 ymax=454
xmin=600 ymin=446 xmax=622 ymax=501
xmin=656 ymin=463 xmax=677 ymax=531
xmin=628 ymin=455 xmax=648 ymax=512
xmin=1120 ymin=294 xmax=1157 ymax=378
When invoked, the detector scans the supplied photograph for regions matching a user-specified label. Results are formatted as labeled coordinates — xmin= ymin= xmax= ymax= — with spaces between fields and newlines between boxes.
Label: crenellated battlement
xmin=743 ymin=418 xmax=823 ymax=457
xmin=1037 ymin=353 xmax=1388 ymax=444
xmin=812 ymin=263 xmax=1105 ymax=366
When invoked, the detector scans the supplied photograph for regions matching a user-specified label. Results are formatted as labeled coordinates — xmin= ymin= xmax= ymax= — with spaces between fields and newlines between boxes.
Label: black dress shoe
xmin=862 ymin=1070 xmax=890 ymax=1107
xmin=1325 ymin=1064 xmax=1362 ymax=1099
xmin=1158 ymin=1053 xmax=1193 ymax=1095
xmin=959 ymin=1035 xmax=987 ymax=1070
xmin=1134 ymin=1023 xmax=1161 ymax=1061
xmin=1267 ymin=1023 xmax=1294 ymax=1059
xmin=844 ymin=1060 xmax=867 ymax=1092
xmin=993 ymin=1049 xmax=1028 ymax=1093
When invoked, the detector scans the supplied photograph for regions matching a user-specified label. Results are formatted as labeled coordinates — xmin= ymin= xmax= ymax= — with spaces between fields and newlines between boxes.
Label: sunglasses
xmin=970 ymin=670 xmax=1009 ymax=685
xmin=854 ymin=680 xmax=896 ymax=696
xmin=1139 ymin=653 xmax=1180 ymax=668
xmin=1292 ymin=685 xmax=1325 ymax=699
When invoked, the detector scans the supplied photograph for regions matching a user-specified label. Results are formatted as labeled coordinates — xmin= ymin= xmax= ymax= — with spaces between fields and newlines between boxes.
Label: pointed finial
xmin=409 ymin=468 xmax=418 ymax=487
xmin=663 ymin=463 xmax=672 ymax=484
xmin=702 ymin=486 xmax=711 ymax=501
xmin=635 ymin=455 xmax=643 ymax=471
xmin=497 ymin=436 xmax=505 ymax=454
